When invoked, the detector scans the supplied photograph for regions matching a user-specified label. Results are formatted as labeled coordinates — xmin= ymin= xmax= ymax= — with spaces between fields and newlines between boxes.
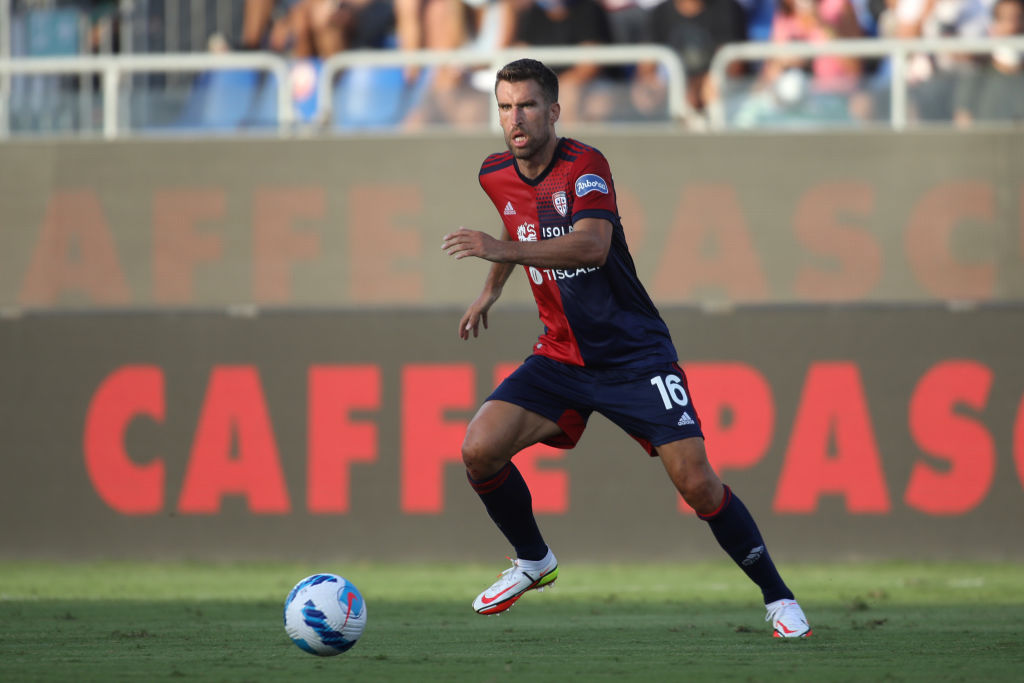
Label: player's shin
xmin=698 ymin=485 xmax=794 ymax=604
xmin=467 ymin=462 xmax=548 ymax=561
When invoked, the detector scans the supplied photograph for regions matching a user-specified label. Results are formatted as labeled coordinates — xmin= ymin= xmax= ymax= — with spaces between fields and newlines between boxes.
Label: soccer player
xmin=441 ymin=58 xmax=812 ymax=638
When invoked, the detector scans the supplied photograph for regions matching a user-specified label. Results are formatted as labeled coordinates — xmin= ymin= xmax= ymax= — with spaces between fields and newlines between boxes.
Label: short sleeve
xmin=569 ymin=151 xmax=617 ymax=223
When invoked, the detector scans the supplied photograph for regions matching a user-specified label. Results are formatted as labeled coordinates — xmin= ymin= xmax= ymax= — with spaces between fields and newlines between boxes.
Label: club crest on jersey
xmin=552 ymin=191 xmax=568 ymax=217
xmin=574 ymin=174 xmax=608 ymax=197
xmin=517 ymin=222 xmax=537 ymax=241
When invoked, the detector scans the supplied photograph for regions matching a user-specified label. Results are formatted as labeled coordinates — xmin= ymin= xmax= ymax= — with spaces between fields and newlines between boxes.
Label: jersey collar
xmin=513 ymin=137 xmax=565 ymax=187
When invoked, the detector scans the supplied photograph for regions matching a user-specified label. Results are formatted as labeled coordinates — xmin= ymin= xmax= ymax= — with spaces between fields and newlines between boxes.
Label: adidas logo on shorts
xmin=677 ymin=413 xmax=695 ymax=426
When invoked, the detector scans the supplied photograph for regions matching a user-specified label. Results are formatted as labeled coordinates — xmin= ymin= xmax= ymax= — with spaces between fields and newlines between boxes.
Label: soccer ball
xmin=283 ymin=573 xmax=367 ymax=656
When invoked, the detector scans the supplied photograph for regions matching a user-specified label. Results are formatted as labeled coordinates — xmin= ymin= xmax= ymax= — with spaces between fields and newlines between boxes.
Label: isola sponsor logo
xmin=574 ymin=174 xmax=608 ymax=197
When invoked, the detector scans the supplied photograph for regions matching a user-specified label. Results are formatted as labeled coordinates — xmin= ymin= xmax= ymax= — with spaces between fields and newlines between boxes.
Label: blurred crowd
xmin=7 ymin=0 xmax=1024 ymax=130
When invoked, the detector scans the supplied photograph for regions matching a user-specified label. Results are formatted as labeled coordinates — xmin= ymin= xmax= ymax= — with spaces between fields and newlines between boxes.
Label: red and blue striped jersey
xmin=479 ymin=138 xmax=677 ymax=369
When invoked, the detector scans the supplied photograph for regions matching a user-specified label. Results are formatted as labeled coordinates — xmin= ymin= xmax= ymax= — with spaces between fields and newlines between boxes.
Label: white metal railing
xmin=0 ymin=46 xmax=688 ymax=139
xmin=3 ymin=37 xmax=1023 ymax=138
xmin=708 ymin=36 xmax=1024 ymax=131
xmin=0 ymin=52 xmax=293 ymax=139
xmin=315 ymin=45 xmax=692 ymax=130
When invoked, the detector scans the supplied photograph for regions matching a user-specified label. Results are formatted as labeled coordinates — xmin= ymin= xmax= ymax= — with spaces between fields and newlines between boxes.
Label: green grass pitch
xmin=1 ymin=561 xmax=1022 ymax=682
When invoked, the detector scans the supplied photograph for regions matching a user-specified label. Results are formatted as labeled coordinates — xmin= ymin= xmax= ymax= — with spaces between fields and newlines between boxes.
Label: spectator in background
xmin=242 ymin=0 xmax=394 ymax=58
xmin=396 ymin=0 xmax=488 ymax=128
xmin=395 ymin=0 xmax=520 ymax=61
xmin=879 ymin=0 xmax=992 ymax=42
xmin=954 ymin=0 xmax=1024 ymax=125
xmin=735 ymin=0 xmax=780 ymax=40
xmin=242 ymin=0 xmax=279 ymax=49
xmin=633 ymin=0 xmax=748 ymax=119
xmin=600 ymin=0 xmax=662 ymax=44
xmin=241 ymin=0 xmax=301 ymax=51
xmin=765 ymin=0 xmax=864 ymax=94
xmin=396 ymin=0 xmax=473 ymax=57
xmin=732 ymin=59 xmax=855 ymax=126
xmin=294 ymin=0 xmax=396 ymax=57
xmin=512 ymin=0 xmax=618 ymax=122
xmin=875 ymin=0 xmax=994 ymax=120
xmin=730 ymin=0 xmax=864 ymax=127
xmin=290 ymin=0 xmax=352 ymax=57
xmin=466 ymin=0 xmax=520 ymax=50
xmin=238 ymin=0 xmax=397 ymax=128
xmin=80 ymin=0 xmax=121 ymax=54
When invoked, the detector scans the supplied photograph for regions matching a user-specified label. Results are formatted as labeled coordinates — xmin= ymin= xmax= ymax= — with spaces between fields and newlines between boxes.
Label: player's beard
xmin=505 ymin=125 xmax=551 ymax=162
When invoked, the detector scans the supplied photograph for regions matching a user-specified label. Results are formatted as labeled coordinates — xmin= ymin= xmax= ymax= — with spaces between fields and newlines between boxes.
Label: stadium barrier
xmin=0 ymin=52 xmax=293 ymax=138
xmin=0 ymin=45 xmax=688 ymax=138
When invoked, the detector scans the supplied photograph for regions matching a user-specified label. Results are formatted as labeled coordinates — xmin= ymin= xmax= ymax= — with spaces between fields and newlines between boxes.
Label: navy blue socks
xmin=699 ymin=485 xmax=794 ymax=604
xmin=468 ymin=462 xmax=549 ymax=561
xmin=470 ymin=465 xmax=793 ymax=603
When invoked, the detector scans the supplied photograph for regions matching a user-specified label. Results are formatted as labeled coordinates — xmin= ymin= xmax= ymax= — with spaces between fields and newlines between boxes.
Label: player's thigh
xmin=463 ymin=400 xmax=564 ymax=471
xmin=596 ymin=361 xmax=702 ymax=452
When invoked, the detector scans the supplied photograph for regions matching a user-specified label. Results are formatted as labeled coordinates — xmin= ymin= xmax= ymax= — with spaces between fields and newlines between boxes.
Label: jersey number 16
xmin=650 ymin=375 xmax=689 ymax=410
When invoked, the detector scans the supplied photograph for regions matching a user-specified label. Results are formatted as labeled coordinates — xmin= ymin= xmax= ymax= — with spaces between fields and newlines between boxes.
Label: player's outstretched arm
xmin=442 ymin=217 xmax=611 ymax=269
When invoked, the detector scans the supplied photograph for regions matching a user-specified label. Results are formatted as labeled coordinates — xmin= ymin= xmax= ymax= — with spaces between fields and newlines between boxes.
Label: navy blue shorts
xmin=487 ymin=354 xmax=703 ymax=455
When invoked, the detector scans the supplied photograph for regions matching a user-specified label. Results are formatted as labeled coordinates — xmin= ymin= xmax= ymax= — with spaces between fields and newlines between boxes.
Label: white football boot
xmin=766 ymin=598 xmax=813 ymax=638
xmin=473 ymin=550 xmax=559 ymax=615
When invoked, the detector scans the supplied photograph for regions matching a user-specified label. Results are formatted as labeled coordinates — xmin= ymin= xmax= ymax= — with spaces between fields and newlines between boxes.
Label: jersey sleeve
xmin=570 ymin=150 xmax=617 ymax=225
xmin=478 ymin=151 xmax=512 ymax=211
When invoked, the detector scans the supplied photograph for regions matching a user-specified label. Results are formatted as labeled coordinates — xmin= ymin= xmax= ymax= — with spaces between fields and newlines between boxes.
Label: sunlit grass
xmin=2 ymin=561 xmax=1022 ymax=682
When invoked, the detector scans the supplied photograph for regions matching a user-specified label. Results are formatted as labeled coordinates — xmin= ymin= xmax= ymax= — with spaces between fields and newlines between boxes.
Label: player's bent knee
xmin=679 ymin=476 xmax=723 ymax=516
xmin=461 ymin=436 xmax=509 ymax=481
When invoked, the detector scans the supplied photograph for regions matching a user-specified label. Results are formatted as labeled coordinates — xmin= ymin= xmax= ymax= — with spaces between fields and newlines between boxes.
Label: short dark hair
xmin=495 ymin=59 xmax=559 ymax=104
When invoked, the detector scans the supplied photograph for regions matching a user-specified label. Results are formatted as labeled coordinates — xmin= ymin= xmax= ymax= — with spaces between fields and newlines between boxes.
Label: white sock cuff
xmin=517 ymin=548 xmax=556 ymax=571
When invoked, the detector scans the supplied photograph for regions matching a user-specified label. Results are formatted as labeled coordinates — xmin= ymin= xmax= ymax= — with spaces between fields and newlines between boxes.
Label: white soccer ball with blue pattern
xmin=283 ymin=573 xmax=367 ymax=656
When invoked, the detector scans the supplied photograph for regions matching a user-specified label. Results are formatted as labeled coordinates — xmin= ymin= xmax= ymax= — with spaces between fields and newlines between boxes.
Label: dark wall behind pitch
xmin=2 ymin=307 xmax=1022 ymax=562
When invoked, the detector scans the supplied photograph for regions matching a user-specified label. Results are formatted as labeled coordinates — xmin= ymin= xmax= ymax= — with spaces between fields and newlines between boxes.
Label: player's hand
xmin=459 ymin=306 xmax=487 ymax=340
xmin=458 ymin=291 xmax=499 ymax=340
xmin=442 ymin=228 xmax=503 ymax=262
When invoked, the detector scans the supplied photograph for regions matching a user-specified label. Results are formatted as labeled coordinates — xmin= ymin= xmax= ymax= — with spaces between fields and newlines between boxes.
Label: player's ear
xmin=549 ymin=101 xmax=560 ymax=125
